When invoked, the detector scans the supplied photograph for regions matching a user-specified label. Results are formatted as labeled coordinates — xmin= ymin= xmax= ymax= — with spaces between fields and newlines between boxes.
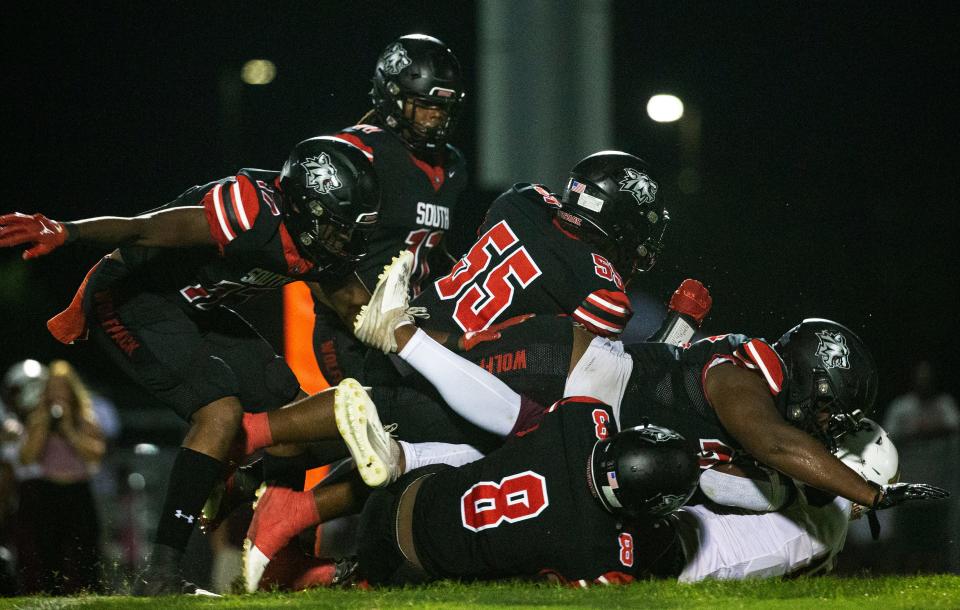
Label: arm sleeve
xmin=563 ymin=336 xmax=632 ymax=424
xmin=698 ymin=465 xmax=792 ymax=512
xmin=398 ymin=328 xmax=521 ymax=437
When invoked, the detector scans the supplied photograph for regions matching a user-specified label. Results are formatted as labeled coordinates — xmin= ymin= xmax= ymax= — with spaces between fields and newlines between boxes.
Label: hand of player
xmin=669 ymin=279 xmax=712 ymax=324
xmin=0 ymin=212 xmax=70 ymax=259
xmin=872 ymin=482 xmax=950 ymax=510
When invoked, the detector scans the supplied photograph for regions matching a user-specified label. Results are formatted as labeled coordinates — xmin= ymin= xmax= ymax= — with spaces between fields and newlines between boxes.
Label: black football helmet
xmin=774 ymin=318 xmax=879 ymax=450
xmin=370 ymin=34 xmax=466 ymax=153
xmin=280 ymin=137 xmax=380 ymax=267
xmin=558 ymin=151 xmax=669 ymax=276
xmin=589 ymin=423 xmax=699 ymax=521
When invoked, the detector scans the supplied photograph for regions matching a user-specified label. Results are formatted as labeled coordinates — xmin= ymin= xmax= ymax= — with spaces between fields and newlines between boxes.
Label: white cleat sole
xmin=242 ymin=538 xmax=270 ymax=594
xmin=334 ymin=379 xmax=390 ymax=488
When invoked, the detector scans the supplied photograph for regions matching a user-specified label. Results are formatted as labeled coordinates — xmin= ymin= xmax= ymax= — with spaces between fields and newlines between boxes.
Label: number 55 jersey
xmin=414 ymin=183 xmax=633 ymax=338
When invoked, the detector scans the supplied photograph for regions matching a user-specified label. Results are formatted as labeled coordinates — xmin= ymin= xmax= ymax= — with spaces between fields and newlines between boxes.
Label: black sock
xmin=153 ymin=447 xmax=224 ymax=552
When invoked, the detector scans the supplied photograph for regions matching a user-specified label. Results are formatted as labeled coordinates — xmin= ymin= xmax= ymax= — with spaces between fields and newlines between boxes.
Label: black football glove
xmin=872 ymin=482 xmax=950 ymax=511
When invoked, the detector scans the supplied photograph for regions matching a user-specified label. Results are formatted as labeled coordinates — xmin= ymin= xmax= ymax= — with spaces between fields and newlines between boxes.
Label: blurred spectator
xmin=11 ymin=360 xmax=107 ymax=594
xmin=884 ymin=360 xmax=959 ymax=442
xmin=882 ymin=360 xmax=960 ymax=573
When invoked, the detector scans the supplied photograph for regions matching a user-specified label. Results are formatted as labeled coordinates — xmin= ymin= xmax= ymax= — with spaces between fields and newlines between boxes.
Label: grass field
xmin=1 ymin=575 xmax=959 ymax=609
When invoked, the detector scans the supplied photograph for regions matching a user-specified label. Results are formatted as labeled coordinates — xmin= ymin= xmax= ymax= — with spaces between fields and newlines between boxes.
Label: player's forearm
xmin=397 ymin=327 xmax=521 ymax=437
xmin=742 ymin=426 xmax=877 ymax=507
xmin=66 ymin=208 xmax=203 ymax=248
xmin=312 ymin=275 xmax=370 ymax=328
xmin=63 ymin=216 xmax=148 ymax=245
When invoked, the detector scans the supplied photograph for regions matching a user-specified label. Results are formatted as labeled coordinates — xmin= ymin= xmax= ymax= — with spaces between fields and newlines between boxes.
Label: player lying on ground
xmin=247 ymin=378 xmax=702 ymax=587
xmin=272 ymin=389 xmax=906 ymax=587
xmin=673 ymin=417 xmax=901 ymax=581
xmin=0 ymin=137 xmax=380 ymax=596
xmin=339 ymin=383 xmax=699 ymax=586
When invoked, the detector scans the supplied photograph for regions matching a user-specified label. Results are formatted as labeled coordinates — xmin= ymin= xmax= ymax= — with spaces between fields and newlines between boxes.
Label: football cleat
xmin=259 ymin=546 xmax=360 ymax=590
xmin=133 ymin=545 xmax=221 ymax=597
xmin=353 ymin=250 xmax=427 ymax=353
xmin=333 ymin=378 xmax=401 ymax=488
xmin=242 ymin=484 xmax=321 ymax=593
xmin=200 ymin=462 xmax=264 ymax=534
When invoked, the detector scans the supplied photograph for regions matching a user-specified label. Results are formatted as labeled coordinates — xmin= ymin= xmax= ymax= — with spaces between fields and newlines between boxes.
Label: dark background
xmin=1 ymin=2 xmax=958 ymax=437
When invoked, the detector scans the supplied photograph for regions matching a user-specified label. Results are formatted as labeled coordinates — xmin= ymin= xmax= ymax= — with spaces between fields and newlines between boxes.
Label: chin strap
xmin=867 ymin=480 xmax=884 ymax=540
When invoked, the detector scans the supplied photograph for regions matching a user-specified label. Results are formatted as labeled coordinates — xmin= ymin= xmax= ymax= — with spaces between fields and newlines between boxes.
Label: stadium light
xmin=134 ymin=443 xmax=159 ymax=455
xmin=646 ymin=94 xmax=684 ymax=123
xmin=127 ymin=472 xmax=146 ymax=491
xmin=242 ymin=59 xmax=277 ymax=85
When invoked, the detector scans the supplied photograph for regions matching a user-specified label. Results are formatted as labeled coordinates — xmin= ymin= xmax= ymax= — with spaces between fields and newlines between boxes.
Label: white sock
xmin=399 ymin=440 xmax=485 ymax=471
xmin=398 ymin=328 xmax=521 ymax=437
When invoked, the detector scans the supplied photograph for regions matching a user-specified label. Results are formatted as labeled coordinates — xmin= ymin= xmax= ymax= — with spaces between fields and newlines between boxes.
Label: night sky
xmin=2 ymin=2 xmax=958 ymax=423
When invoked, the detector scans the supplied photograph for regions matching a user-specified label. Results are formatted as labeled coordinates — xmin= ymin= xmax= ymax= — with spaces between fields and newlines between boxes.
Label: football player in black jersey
xmin=349 ymin=392 xmax=699 ymax=586
xmin=0 ymin=137 xmax=380 ymax=595
xmin=311 ymin=34 xmax=469 ymax=385
xmin=353 ymin=150 xmax=669 ymax=362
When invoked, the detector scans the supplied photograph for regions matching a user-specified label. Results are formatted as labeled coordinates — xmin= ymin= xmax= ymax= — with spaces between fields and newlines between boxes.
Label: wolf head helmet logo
xmin=299 ymin=153 xmax=342 ymax=196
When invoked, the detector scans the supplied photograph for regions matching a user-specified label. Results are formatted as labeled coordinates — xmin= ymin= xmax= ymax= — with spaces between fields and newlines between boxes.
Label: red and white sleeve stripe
xmin=203 ymin=175 xmax=262 ymax=246
xmin=736 ymin=339 xmax=784 ymax=395
xmin=701 ymin=339 xmax=784 ymax=396
xmin=572 ymin=289 xmax=633 ymax=337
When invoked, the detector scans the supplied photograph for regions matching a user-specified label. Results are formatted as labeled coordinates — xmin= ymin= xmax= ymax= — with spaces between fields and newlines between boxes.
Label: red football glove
xmin=0 ymin=212 xmax=70 ymax=259
xmin=669 ymin=278 xmax=712 ymax=324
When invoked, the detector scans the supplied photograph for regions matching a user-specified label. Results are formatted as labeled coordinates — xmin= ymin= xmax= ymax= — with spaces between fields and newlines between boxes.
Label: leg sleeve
xmin=398 ymin=441 xmax=485 ymax=471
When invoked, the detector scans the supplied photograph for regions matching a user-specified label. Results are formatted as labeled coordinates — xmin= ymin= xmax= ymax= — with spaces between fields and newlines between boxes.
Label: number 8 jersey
xmin=407 ymin=399 xmax=674 ymax=583
xmin=415 ymin=183 xmax=633 ymax=337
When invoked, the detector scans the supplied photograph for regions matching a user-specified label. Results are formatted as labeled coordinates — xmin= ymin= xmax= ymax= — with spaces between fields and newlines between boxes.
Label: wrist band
xmin=61 ymin=221 xmax=79 ymax=244
xmin=869 ymin=480 xmax=884 ymax=510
